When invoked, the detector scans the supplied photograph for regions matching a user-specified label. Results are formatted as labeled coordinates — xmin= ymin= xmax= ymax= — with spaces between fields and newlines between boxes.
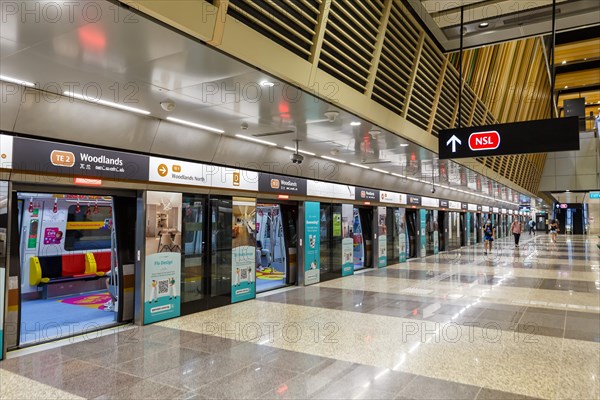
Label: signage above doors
xmin=438 ymin=117 xmax=580 ymax=160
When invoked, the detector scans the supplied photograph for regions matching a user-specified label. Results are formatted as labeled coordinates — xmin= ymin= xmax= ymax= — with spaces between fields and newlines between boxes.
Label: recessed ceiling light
xmin=350 ymin=121 xmax=361 ymax=126
xmin=564 ymin=86 xmax=568 ymax=89
xmin=260 ymin=80 xmax=275 ymax=87
xmin=64 ymin=91 xmax=150 ymax=115
xmin=478 ymin=22 xmax=489 ymax=28
xmin=321 ymin=155 xmax=346 ymax=163
xmin=235 ymin=134 xmax=276 ymax=146
xmin=565 ymin=189 xmax=570 ymax=192
xmin=166 ymin=117 xmax=224 ymax=133
xmin=400 ymin=143 xmax=409 ymax=147
xmin=561 ymin=60 xmax=567 ymax=64
xmin=0 ymin=75 xmax=35 ymax=87
xmin=283 ymin=146 xmax=315 ymax=156
xmin=350 ymin=162 xmax=370 ymax=169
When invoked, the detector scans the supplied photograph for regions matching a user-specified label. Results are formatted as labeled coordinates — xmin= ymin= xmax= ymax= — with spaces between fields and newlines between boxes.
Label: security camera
xmin=431 ymin=187 xmax=436 ymax=194
xmin=160 ymin=99 xmax=176 ymax=112
xmin=290 ymin=153 xmax=304 ymax=164
xmin=324 ymin=110 xmax=340 ymax=122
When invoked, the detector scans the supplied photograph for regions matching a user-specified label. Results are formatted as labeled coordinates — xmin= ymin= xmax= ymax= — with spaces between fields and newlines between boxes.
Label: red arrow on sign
xmin=468 ymin=131 xmax=500 ymax=151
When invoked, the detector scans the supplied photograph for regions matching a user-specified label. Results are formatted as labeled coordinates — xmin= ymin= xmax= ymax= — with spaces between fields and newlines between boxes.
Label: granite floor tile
xmin=115 ymin=347 xmax=209 ymax=378
xmin=59 ymin=368 xmax=141 ymax=398
xmin=397 ymin=376 xmax=481 ymax=400
xmin=77 ymin=339 xmax=173 ymax=367
xmin=195 ymin=362 xmax=298 ymax=399
xmin=147 ymin=354 xmax=248 ymax=391
xmin=261 ymin=349 xmax=328 ymax=373
xmin=94 ymin=378 xmax=186 ymax=399
xmin=475 ymin=388 xmax=544 ymax=400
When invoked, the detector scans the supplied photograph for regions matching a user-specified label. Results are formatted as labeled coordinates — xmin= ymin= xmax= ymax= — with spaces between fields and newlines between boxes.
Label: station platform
xmin=1 ymin=234 xmax=598 ymax=400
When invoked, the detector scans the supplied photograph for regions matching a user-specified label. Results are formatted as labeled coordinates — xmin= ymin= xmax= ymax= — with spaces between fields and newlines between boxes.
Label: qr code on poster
xmin=158 ymin=279 xmax=169 ymax=295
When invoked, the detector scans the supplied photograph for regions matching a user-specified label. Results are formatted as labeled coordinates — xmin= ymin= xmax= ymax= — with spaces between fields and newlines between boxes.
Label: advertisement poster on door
xmin=304 ymin=202 xmax=320 ymax=285
xmin=433 ymin=210 xmax=439 ymax=255
xmin=466 ymin=212 xmax=471 ymax=245
xmin=419 ymin=209 xmax=427 ymax=258
xmin=377 ymin=207 xmax=387 ymax=268
xmin=0 ymin=268 xmax=4 ymax=360
xmin=232 ymin=198 xmax=256 ymax=303
xmin=144 ymin=191 xmax=182 ymax=325
xmin=341 ymin=204 xmax=354 ymax=276
xmin=398 ymin=208 xmax=407 ymax=263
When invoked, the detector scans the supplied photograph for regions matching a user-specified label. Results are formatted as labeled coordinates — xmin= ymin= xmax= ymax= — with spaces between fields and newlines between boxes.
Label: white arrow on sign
xmin=446 ymin=135 xmax=462 ymax=153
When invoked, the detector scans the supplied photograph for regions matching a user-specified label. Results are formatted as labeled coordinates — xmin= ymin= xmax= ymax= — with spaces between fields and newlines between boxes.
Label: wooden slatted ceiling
xmin=554 ymin=38 xmax=600 ymax=64
xmin=555 ymin=69 xmax=600 ymax=90
xmin=558 ymin=90 xmax=600 ymax=108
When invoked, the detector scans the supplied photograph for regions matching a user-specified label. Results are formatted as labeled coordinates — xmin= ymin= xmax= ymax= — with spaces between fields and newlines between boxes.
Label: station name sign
xmin=438 ymin=117 xmax=580 ymax=160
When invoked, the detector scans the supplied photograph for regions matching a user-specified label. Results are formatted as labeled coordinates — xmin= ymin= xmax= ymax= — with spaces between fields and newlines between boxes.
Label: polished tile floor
xmin=1 ymin=234 xmax=598 ymax=399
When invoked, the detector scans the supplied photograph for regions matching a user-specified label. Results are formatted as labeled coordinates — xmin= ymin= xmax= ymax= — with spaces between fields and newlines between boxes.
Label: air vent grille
xmin=371 ymin=1 xmax=420 ymax=114
xmin=227 ymin=0 xmax=321 ymax=60
xmin=407 ymin=38 xmax=444 ymax=131
xmin=319 ymin=0 xmax=384 ymax=92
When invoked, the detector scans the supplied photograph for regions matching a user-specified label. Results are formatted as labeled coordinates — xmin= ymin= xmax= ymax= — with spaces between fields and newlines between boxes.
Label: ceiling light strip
xmin=166 ymin=117 xmax=224 ymax=133
xmin=0 ymin=75 xmax=35 ymax=87
xmin=63 ymin=91 xmax=150 ymax=115
xmin=350 ymin=163 xmax=371 ymax=169
xmin=235 ymin=134 xmax=277 ymax=146
xmin=320 ymin=155 xmax=346 ymax=163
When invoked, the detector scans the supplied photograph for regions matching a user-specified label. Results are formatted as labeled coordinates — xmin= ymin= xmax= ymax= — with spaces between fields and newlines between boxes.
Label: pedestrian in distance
xmin=511 ymin=218 xmax=522 ymax=247
xmin=483 ymin=220 xmax=494 ymax=255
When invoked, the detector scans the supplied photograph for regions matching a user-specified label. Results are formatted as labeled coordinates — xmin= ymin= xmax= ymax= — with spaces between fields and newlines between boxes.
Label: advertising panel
xmin=482 ymin=206 xmax=490 ymax=212
xmin=433 ymin=210 xmax=439 ymax=255
xmin=12 ymin=136 xmax=149 ymax=181
xmin=408 ymin=195 xmax=421 ymax=206
xmin=421 ymin=197 xmax=439 ymax=208
xmin=466 ymin=212 xmax=471 ymax=245
xmin=144 ymin=191 xmax=182 ymax=324
xmin=0 ymin=268 xmax=4 ymax=360
xmin=398 ymin=208 xmax=407 ymax=262
xmin=377 ymin=207 xmax=387 ymax=268
xmin=232 ymin=198 xmax=256 ymax=303
xmin=333 ymin=212 xmax=341 ymax=237
xmin=304 ymin=202 xmax=320 ymax=285
xmin=448 ymin=201 xmax=461 ymax=210
xmin=341 ymin=204 xmax=354 ymax=276
xmin=468 ymin=203 xmax=478 ymax=211
xmin=419 ymin=209 xmax=427 ymax=258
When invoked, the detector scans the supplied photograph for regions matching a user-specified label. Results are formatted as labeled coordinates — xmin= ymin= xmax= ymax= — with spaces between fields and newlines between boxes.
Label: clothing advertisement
xmin=304 ymin=202 xmax=320 ymax=285
xmin=144 ymin=191 xmax=182 ymax=324
xmin=419 ymin=209 xmax=427 ymax=258
xmin=377 ymin=207 xmax=387 ymax=268
xmin=232 ymin=198 xmax=256 ymax=303
xmin=341 ymin=204 xmax=354 ymax=276
xmin=398 ymin=208 xmax=407 ymax=263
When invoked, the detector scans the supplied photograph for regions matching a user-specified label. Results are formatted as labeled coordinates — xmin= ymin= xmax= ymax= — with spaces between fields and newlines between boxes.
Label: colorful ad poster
xmin=0 ymin=268 xmax=4 ymax=360
xmin=398 ymin=208 xmax=407 ymax=263
xmin=43 ymin=227 xmax=63 ymax=245
xmin=144 ymin=191 xmax=182 ymax=325
xmin=377 ymin=207 xmax=387 ymax=268
xmin=419 ymin=209 xmax=427 ymax=258
xmin=304 ymin=201 xmax=320 ymax=285
xmin=341 ymin=204 xmax=354 ymax=276
xmin=232 ymin=198 xmax=256 ymax=303
xmin=466 ymin=212 xmax=472 ymax=245
xmin=333 ymin=212 xmax=342 ymax=237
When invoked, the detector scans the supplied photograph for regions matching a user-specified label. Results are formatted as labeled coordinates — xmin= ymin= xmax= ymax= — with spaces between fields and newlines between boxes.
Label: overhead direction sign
xmin=438 ymin=117 xmax=579 ymax=160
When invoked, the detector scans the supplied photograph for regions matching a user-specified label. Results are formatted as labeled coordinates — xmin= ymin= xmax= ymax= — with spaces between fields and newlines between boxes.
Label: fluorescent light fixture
xmin=166 ymin=117 xmax=224 ymax=133
xmin=63 ymin=91 xmax=150 ymax=115
xmin=400 ymin=144 xmax=409 ymax=147
xmin=260 ymin=80 xmax=275 ymax=87
xmin=391 ymin=173 xmax=405 ymax=178
xmin=478 ymin=22 xmax=489 ymax=28
xmin=350 ymin=121 xmax=361 ymax=126
xmin=350 ymin=162 xmax=370 ymax=169
xmin=320 ymin=155 xmax=346 ymax=163
xmin=283 ymin=146 xmax=315 ymax=156
xmin=235 ymin=134 xmax=276 ymax=146
xmin=0 ymin=75 xmax=35 ymax=87
xmin=372 ymin=168 xmax=390 ymax=174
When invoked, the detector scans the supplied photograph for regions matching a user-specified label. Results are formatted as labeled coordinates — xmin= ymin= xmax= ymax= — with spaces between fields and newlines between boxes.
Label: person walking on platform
xmin=511 ymin=218 xmax=522 ymax=247
xmin=528 ymin=219 xmax=535 ymax=235
xmin=483 ymin=220 xmax=494 ymax=255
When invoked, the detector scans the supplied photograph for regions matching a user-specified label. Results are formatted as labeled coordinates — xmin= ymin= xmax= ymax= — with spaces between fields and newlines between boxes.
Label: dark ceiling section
xmin=555 ymin=25 xmax=600 ymax=45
